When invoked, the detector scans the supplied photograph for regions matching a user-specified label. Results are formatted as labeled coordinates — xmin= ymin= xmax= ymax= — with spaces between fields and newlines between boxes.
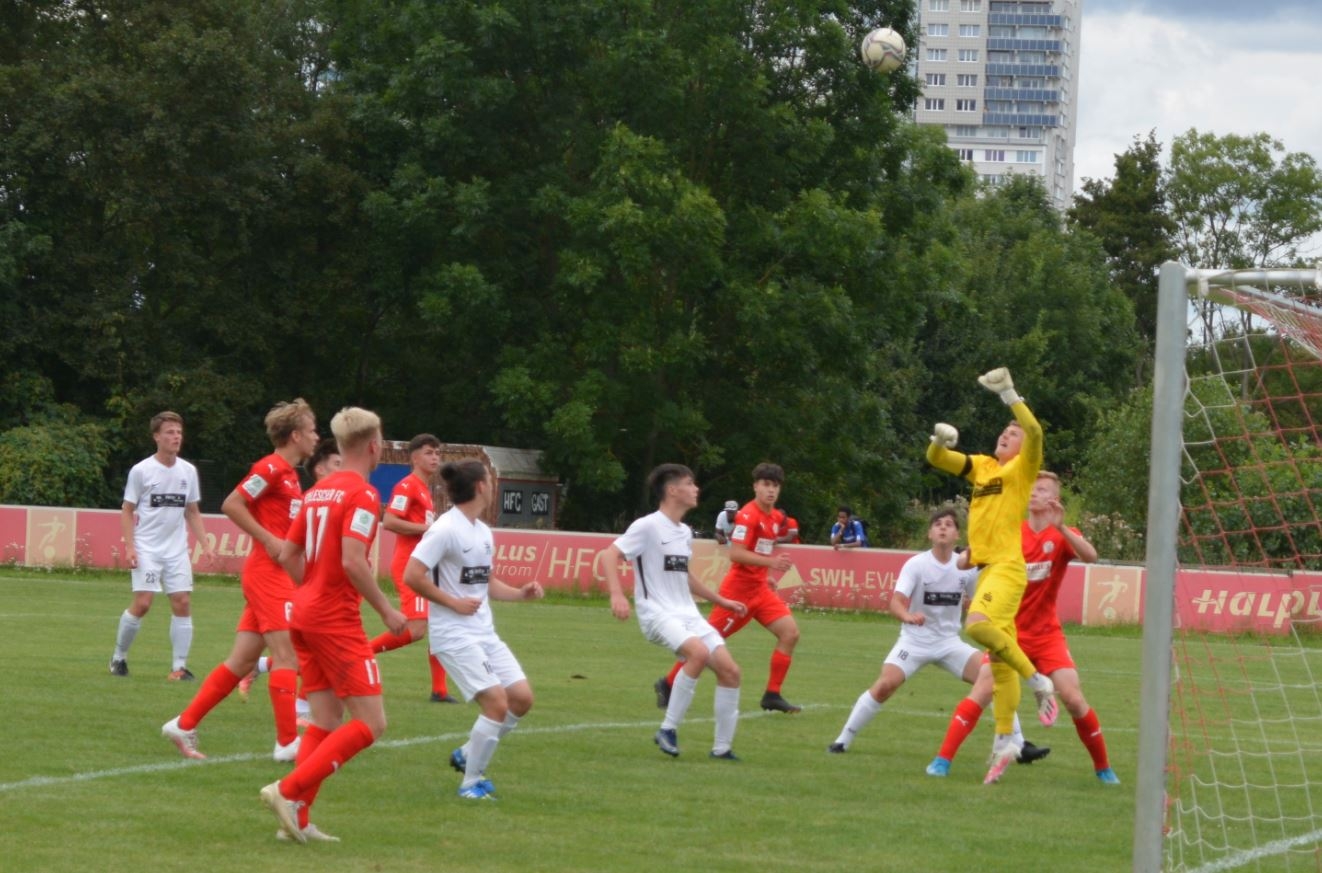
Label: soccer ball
xmin=860 ymin=27 xmax=906 ymax=73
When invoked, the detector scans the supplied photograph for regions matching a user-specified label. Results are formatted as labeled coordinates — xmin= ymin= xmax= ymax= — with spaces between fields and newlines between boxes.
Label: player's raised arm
xmin=925 ymin=422 xmax=971 ymax=477
xmin=979 ymin=367 xmax=1043 ymax=471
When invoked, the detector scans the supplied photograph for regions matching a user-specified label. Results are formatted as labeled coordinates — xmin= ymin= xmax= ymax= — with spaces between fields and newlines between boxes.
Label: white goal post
xmin=1134 ymin=261 xmax=1322 ymax=873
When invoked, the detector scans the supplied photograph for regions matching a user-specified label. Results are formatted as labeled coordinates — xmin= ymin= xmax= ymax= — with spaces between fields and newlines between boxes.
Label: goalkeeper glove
xmin=930 ymin=423 xmax=959 ymax=449
xmin=978 ymin=367 xmax=1023 ymax=406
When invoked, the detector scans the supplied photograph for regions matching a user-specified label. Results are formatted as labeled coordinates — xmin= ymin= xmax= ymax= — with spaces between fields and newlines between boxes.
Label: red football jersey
xmin=235 ymin=452 xmax=303 ymax=576
xmin=721 ymin=500 xmax=782 ymax=596
xmin=386 ymin=472 xmax=435 ymax=578
xmin=1016 ymin=521 xmax=1079 ymax=642
xmin=288 ymin=470 xmax=381 ymax=634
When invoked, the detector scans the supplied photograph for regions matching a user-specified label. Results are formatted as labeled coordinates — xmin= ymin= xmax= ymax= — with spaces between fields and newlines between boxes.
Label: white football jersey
xmin=409 ymin=505 xmax=495 ymax=639
xmin=611 ymin=511 xmax=701 ymax=623
xmin=892 ymin=549 xmax=979 ymax=647
xmin=123 ymin=455 xmax=201 ymax=557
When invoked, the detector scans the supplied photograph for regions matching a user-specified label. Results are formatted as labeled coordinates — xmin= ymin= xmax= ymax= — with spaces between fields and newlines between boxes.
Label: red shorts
xmin=391 ymin=574 xmax=430 ymax=622
xmin=1019 ymin=632 xmax=1075 ymax=675
xmin=235 ymin=565 xmax=294 ymax=635
xmin=291 ymin=628 xmax=383 ymax=698
xmin=707 ymin=586 xmax=792 ymax=638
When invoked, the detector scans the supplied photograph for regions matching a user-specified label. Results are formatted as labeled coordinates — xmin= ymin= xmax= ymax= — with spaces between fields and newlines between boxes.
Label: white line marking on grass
xmin=0 ymin=706 xmax=820 ymax=794
xmin=1185 ymin=829 xmax=1322 ymax=873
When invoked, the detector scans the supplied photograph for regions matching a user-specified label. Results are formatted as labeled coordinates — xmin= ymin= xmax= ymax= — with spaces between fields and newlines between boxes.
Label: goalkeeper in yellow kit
xmin=926 ymin=367 xmax=1059 ymax=784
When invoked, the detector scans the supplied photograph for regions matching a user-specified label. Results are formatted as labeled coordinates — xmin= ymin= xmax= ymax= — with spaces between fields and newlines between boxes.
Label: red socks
xmin=279 ymin=719 xmax=374 ymax=800
xmin=268 ymin=668 xmax=298 ymax=746
xmin=767 ymin=650 xmax=793 ymax=694
xmin=938 ymin=698 xmax=985 ymax=761
xmin=1073 ymin=708 xmax=1111 ymax=770
xmin=178 ymin=664 xmax=241 ymax=730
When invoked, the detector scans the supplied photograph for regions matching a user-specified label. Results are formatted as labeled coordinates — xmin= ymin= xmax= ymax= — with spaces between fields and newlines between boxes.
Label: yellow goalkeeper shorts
xmin=970 ymin=561 xmax=1028 ymax=631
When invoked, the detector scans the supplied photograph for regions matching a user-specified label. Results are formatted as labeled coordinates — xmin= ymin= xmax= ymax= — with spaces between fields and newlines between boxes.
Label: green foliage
xmin=0 ymin=416 xmax=114 ymax=507
xmin=1068 ymin=131 xmax=1175 ymax=367
xmin=1167 ymin=128 xmax=1322 ymax=269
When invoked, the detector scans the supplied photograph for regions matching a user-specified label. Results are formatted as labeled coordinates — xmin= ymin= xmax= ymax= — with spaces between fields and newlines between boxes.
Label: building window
xmin=985 ymin=149 xmax=1006 ymax=162
xmin=925 ymin=73 xmax=947 ymax=86
xmin=956 ymin=148 xmax=975 ymax=160
xmin=960 ymin=0 xmax=982 ymax=10
xmin=924 ymin=98 xmax=946 ymax=111
xmin=958 ymin=49 xmax=980 ymax=62
xmin=982 ymin=173 xmax=1004 ymax=186
xmin=957 ymin=73 xmax=978 ymax=86
xmin=954 ymin=125 xmax=978 ymax=136
xmin=956 ymin=99 xmax=977 ymax=111
xmin=959 ymin=24 xmax=981 ymax=37
xmin=930 ymin=0 xmax=950 ymax=9
xmin=1015 ymin=150 xmax=1040 ymax=163
xmin=927 ymin=23 xmax=949 ymax=36
xmin=926 ymin=48 xmax=948 ymax=61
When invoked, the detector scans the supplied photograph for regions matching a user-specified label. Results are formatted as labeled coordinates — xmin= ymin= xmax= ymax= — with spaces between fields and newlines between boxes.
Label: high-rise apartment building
xmin=912 ymin=0 xmax=1082 ymax=210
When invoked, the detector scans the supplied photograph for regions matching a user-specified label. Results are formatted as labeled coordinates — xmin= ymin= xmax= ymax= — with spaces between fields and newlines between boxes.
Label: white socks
xmin=662 ymin=671 xmax=699 ymax=731
xmin=113 ymin=610 xmax=141 ymax=660
xmin=713 ymin=685 xmax=740 ymax=754
xmin=463 ymin=715 xmax=503 ymax=788
xmin=835 ymin=690 xmax=883 ymax=748
xmin=169 ymin=615 xmax=193 ymax=670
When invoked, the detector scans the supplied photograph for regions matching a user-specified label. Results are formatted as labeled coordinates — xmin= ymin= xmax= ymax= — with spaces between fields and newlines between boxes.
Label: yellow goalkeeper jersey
xmin=926 ymin=402 xmax=1043 ymax=565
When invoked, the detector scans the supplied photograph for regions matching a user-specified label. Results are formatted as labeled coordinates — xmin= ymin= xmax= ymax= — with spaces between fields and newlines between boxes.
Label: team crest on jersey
xmin=1042 ymin=540 xmax=1055 ymax=554
xmin=242 ymin=475 xmax=268 ymax=499
xmin=664 ymin=555 xmax=689 ymax=572
xmin=389 ymin=494 xmax=408 ymax=512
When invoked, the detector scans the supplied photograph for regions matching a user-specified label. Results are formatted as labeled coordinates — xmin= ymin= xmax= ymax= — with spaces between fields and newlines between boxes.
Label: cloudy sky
xmin=1074 ymin=0 xmax=1322 ymax=193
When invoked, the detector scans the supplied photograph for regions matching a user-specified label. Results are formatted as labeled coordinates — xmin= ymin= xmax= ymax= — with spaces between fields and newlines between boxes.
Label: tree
xmin=1068 ymin=132 xmax=1175 ymax=371
xmin=914 ymin=175 xmax=1141 ymax=482
xmin=1167 ymin=129 xmax=1322 ymax=271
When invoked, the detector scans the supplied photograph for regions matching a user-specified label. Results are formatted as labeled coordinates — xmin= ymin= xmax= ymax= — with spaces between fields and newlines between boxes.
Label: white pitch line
xmin=0 ymin=706 xmax=819 ymax=795
xmin=1184 ymin=829 xmax=1322 ymax=873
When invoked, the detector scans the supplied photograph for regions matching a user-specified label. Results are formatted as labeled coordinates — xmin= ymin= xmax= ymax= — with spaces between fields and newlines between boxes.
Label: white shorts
xmin=433 ymin=634 xmax=526 ymax=702
xmin=883 ymin=635 xmax=980 ymax=681
xmin=130 ymin=550 xmax=194 ymax=595
xmin=641 ymin=611 xmax=725 ymax=655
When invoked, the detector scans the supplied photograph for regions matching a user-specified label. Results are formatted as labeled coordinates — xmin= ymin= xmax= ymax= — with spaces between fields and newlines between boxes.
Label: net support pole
xmin=1133 ymin=261 xmax=1187 ymax=872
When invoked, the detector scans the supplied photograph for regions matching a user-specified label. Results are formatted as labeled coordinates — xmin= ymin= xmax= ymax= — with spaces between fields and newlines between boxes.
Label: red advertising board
xmin=5 ymin=502 xmax=1322 ymax=635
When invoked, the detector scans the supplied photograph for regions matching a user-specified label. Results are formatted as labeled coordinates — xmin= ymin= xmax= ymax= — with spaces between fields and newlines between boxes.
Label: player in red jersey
xmin=927 ymin=471 xmax=1118 ymax=784
xmin=161 ymin=400 xmax=318 ymax=762
xmin=369 ymin=433 xmax=455 ymax=702
xmin=260 ymin=407 xmax=407 ymax=844
xmin=657 ymin=463 xmax=801 ymax=713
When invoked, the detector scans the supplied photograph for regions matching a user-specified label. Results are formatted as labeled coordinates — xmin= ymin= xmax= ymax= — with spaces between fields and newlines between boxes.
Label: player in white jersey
xmin=109 ymin=411 xmax=216 ymax=679
xmin=403 ymin=459 xmax=544 ymax=800
xmin=829 ymin=508 xmax=1011 ymax=753
xmin=603 ymin=464 xmax=748 ymax=760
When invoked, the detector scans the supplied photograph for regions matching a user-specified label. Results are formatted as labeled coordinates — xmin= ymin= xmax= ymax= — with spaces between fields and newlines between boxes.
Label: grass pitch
xmin=0 ymin=570 xmax=1139 ymax=872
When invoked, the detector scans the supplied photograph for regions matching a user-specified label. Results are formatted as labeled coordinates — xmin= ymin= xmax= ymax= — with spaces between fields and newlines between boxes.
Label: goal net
xmin=1138 ymin=263 xmax=1322 ymax=873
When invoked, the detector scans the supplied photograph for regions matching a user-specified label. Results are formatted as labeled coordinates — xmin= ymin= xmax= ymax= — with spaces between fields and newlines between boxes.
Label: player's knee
xmin=777 ymin=623 xmax=800 ymax=649
xmin=715 ymin=660 xmax=741 ymax=686
xmin=1061 ymin=687 xmax=1089 ymax=718
xmin=509 ymin=686 xmax=534 ymax=718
